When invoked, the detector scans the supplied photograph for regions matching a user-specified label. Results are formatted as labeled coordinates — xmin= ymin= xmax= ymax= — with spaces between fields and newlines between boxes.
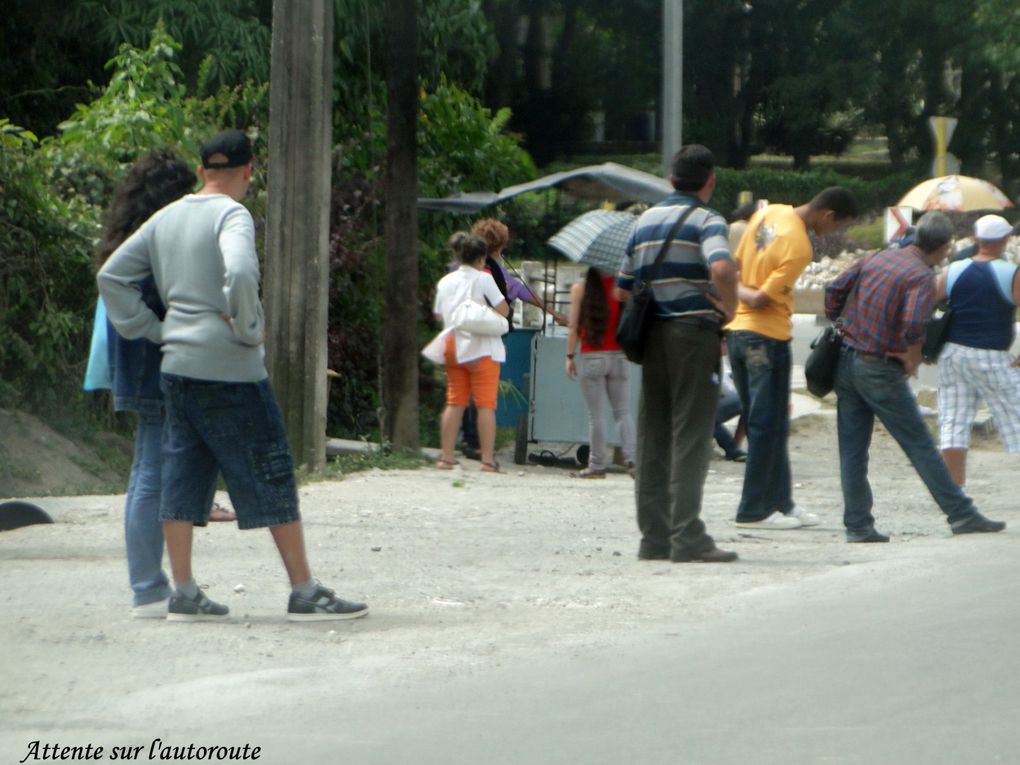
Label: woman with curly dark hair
xmin=89 ymin=151 xmax=222 ymax=617
xmin=565 ymin=266 xmax=636 ymax=478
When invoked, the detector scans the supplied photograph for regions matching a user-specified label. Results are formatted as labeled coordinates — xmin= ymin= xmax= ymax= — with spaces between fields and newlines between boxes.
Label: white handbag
xmin=451 ymin=298 xmax=509 ymax=336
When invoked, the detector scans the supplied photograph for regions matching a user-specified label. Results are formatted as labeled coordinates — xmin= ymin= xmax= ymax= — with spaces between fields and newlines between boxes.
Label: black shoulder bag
xmin=921 ymin=298 xmax=953 ymax=364
xmin=616 ymin=203 xmax=701 ymax=364
xmin=804 ymin=258 xmax=867 ymax=398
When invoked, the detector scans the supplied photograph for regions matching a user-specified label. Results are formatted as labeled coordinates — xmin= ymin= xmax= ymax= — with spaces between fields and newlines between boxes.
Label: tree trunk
xmin=265 ymin=0 xmax=333 ymax=471
xmin=381 ymin=0 xmax=419 ymax=449
xmin=483 ymin=0 xmax=519 ymax=108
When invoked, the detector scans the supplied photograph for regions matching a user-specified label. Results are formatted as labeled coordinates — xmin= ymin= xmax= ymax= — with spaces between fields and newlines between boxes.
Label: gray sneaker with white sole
xmin=287 ymin=585 xmax=368 ymax=622
xmin=167 ymin=589 xmax=229 ymax=622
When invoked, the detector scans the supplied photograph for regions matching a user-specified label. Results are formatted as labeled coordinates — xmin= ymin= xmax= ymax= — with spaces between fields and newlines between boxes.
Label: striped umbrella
xmin=547 ymin=209 xmax=637 ymax=272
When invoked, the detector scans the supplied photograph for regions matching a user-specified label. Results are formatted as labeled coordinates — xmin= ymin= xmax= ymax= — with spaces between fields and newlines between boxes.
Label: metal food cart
xmin=512 ymin=325 xmax=642 ymax=466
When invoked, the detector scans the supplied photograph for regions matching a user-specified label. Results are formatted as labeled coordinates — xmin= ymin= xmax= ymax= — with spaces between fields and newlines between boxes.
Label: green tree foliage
xmin=0 ymin=122 xmax=97 ymax=410
xmin=42 ymin=23 xmax=269 ymax=207
xmin=0 ymin=0 xmax=271 ymax=137
xmin=333 ymin=0 xmax=493 ymax=142
xmin=1 ymin=0 xmax=110 ymax=136
xmin=61 ymin=0 xmax=273 ymax=89
xmin=0 ymin=26 xmax=268 ymax=417
xmin=327 ymin=80 xmax=534 ymax=439
xmin=975 ymin=0 xmax=1020 ymax=71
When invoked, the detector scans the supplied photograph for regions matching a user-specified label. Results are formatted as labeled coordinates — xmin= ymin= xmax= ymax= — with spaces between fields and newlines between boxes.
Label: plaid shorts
xmin=159 ymin=374 xmax=300 ymax=529
xmin=937 ymin=342 xmax=1020 ymax=452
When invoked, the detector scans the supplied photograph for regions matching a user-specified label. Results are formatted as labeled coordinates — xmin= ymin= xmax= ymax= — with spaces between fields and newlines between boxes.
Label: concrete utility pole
xmin=265 ymin=0 xmax=334 ymax=470
xmin=662 ymin=0 xmax=683 ymax=176
xmin=381 ymin=0 xmax=419 ymax=449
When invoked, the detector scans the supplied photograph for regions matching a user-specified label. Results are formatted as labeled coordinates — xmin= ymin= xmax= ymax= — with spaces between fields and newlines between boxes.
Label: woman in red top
xmin=565 ymin=267 xmax=637 ymax=478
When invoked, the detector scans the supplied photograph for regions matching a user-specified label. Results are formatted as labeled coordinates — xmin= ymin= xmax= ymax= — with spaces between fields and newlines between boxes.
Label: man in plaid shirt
xmin=825 ymin=212 xmax=1006 ymax=542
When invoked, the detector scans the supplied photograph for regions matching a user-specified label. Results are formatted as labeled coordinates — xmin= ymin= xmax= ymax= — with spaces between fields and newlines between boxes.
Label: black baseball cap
xmin=200 ymin=130 xmax=253 ymax=169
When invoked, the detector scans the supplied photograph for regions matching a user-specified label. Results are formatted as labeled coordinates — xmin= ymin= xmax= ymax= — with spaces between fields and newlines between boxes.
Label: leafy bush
xmin=326 ymin=81 xmax=534 ymax=441
xmin=0 ymin=25 xmax=267 ymax=423
xmin=0 ymin=122 xmax=97 ymax=411
xmin=713 ymin=166 xmax=919 ymax=218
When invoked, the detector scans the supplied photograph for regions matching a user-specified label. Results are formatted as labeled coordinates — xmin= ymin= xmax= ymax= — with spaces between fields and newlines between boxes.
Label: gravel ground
xmin=1 ymin=410 xmax=1016 ymax=761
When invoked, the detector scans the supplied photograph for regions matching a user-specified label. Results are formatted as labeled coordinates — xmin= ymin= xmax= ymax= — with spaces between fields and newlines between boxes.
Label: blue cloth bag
xmin=83 ymin=297 xmax=112 ymax=391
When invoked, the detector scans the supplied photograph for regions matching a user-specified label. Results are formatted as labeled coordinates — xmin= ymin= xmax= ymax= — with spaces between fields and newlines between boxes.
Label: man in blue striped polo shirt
xmin=615 ymin=145 xmax=739 ymax=563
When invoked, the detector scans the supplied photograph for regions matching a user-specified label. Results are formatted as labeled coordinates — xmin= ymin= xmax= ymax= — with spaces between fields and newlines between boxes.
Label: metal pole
xmin=662 ymin=0 xmax=683 ymax=176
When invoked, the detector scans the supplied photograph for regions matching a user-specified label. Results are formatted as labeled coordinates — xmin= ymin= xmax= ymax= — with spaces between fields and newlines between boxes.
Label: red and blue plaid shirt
xmin=824 ymin=244 xmax=935 ymax=354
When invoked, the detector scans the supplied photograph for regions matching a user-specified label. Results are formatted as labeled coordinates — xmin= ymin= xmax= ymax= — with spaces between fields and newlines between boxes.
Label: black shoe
xmin=167 ymin=587 xmax=229 ymax=621
xmin=637 ymin=545 xmax=669 ymax=561
xmin=460 ymin=444 xmax=481 ymax=461
xmin=846 ymin=527 xmax=890 ymax=543
xmin=287 ymin=584 xmax=369 ymax=622
xmin=671 ymin=546 xmax=738 ymax=563
xmin=951 ymin=512 xmax=1006 ymax=535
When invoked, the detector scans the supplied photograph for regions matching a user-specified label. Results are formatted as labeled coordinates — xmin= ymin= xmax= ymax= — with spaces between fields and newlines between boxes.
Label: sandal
xmin=436 ymin=458 xmax=460 ymax=470
xmin=571 ymin=467 xmax=606 ymax=479
xmin=480 ymin=461 xmax=504 ymax=474
xmin=208 ymin=503 xmax=236 ymax=522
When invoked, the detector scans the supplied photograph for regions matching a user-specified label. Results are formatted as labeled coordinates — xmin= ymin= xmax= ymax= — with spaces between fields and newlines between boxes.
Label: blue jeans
xmin=714 ymin=388 xmax=742 ymax=456
xmin=124 ymin=411 xmax=172 ymax=607
xmin=727 ymin=331 xmax=793 ymax=522
xmin=579 ymin=350 xmax=636 ymax=470
xmin=834 ymin=348 xmax=975 ymax=532
xmin=160 ymin=374 xmax=300 ymax=530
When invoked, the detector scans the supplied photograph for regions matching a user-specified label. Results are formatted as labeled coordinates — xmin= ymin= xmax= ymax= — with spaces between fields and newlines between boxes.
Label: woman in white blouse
xmin=432 ymin=233 xmax=510 ymax=472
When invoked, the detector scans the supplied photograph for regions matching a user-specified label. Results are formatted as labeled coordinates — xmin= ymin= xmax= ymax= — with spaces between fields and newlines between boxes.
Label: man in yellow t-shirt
xmin=727 ymin=187 xmax=858 ymax=530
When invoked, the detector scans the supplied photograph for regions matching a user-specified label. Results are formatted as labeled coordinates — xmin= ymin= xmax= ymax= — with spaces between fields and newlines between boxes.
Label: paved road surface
xmin=276 ymin=535 xmax=1019 ymax=765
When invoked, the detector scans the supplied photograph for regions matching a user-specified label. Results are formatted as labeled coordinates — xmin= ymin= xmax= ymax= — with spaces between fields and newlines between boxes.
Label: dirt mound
xmin=0 ymin=408 xmax=131 ymax=499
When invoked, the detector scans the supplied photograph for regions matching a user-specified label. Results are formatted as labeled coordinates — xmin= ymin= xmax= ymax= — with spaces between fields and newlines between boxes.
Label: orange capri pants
xmin=444 ymin=334 xmax=500 ymax=410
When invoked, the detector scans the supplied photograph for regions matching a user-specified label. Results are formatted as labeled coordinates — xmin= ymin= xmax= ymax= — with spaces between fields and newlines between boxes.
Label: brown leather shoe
xmin=671 ymin=546 xmax=738 ymax=563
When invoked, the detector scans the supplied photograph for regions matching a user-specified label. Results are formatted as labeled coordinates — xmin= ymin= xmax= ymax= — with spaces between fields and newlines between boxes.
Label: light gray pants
xmin=579 ymin=350 xmax=636 ymax=470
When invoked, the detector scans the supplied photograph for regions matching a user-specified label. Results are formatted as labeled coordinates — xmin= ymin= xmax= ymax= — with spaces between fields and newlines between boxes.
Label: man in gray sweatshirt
xmin=98 ymin=130 xmax=368 ymax=622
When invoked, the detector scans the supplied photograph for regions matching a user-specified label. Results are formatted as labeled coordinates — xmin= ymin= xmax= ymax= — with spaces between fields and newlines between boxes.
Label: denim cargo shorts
xmin=159 ymin=374 xmax=300 ymax=530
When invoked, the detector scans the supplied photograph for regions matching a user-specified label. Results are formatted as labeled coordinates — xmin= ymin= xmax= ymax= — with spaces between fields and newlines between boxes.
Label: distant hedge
xmin=713 ymin=165 xmax=920 ymax=218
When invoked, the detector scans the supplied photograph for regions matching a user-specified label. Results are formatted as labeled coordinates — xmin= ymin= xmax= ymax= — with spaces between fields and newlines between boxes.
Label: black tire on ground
xmin=0 ymin=501 xmax=53 ymax=531
xmin=513 ymin=414 xmax=528 ymax=465
xmin=576 ymin=444 xmax=590 ymax=467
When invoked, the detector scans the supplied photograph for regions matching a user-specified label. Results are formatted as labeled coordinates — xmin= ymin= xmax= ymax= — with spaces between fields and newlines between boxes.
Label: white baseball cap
xmin=974 ymin=214 xmax=1013 ymax=240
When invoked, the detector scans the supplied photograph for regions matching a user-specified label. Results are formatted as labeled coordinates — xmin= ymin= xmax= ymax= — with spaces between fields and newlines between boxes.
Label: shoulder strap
xmin=837 ymin=254 xmax=873 ymax=321
xmin=639 ymin=203 xmax=701 ymax=286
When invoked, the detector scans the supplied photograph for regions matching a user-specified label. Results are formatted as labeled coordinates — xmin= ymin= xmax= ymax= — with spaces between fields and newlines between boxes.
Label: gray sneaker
xmin=167 ymin=588 xmax=230 ymax=622
xmin=287 ymin=585 xmax=368 ymax=622
xmin=951 ymin=512 xmax=1006 ymax=535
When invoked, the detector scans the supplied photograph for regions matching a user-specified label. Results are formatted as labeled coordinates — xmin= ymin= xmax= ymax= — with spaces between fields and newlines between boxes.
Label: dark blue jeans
xmin=714 ymin=388 xmax=742 ymax=456
xmin=727 ymin=331 xmax=792 ymax=522
xmin=834 ymin=348 xmax=975 ymax=532
xmin=160 ymin=374 xmax=300 ymax=530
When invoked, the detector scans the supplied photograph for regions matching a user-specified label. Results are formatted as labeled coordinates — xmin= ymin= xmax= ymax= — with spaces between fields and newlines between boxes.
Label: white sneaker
xmin=735 ymin=511 xmax=802 ymax=530
xmin=789 ymin=506 xmax=821 ymax=527
xmin=131 ymin=598 xmax=169 ymax=619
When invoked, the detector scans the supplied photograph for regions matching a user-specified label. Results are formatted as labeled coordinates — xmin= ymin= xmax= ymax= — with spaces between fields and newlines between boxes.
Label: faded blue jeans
xmin=834 ymin=347 xmax=975 ymax=532
xmin=727 ymin=331 xmax=793 ymax=522
xmin=124 ymin=411 xmax=172 ymax=607
xmin=579 ymin=350 xmax=636 ymax=470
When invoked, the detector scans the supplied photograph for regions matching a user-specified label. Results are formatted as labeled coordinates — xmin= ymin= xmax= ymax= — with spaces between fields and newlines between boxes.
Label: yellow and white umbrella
xmin=897 ymin=175 xmax=1013 ymax=212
